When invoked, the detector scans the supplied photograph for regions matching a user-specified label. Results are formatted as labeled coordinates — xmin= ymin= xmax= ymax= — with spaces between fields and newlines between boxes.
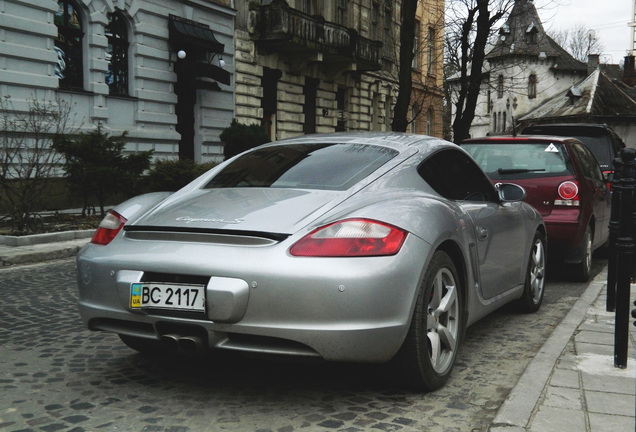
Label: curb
xmin=0 ymin=230 xmax=94 ymax=267
xmin=0 ymin=229 xmax=94 ymax=246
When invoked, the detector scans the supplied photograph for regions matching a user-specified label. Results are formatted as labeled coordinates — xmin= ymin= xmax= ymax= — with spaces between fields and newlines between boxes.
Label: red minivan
xmin=461 ymin=136 xmax=610 ymax=281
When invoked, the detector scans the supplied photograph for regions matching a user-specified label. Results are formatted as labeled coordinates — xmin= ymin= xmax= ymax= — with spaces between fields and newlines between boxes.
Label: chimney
xmin=587 ymin=54 xmax=600 ymax=75
xmin=624 ymin=55 xmax=636 ymax=87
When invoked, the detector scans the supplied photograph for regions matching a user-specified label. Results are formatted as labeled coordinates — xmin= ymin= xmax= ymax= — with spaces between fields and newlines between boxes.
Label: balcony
xmin=248 ymin=0 xmax=382 ymax=73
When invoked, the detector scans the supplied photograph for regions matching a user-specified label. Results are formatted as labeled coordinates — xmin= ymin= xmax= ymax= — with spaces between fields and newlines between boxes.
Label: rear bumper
xmin=544 ymin=218 xmax=584 ymax=263
xmin=76 ymin=234 xmax=431 ymax=363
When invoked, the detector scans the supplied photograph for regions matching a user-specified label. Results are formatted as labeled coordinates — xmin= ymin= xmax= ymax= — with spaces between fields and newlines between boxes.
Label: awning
xmin=197 ymin=63 xmax=231 ymax=85
xmin=169 ymin=15 xmax=224 ymax=53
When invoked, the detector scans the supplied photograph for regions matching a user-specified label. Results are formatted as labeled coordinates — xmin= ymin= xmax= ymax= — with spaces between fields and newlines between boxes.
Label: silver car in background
xmin=77 ymin=132 xmax=546 ymax=391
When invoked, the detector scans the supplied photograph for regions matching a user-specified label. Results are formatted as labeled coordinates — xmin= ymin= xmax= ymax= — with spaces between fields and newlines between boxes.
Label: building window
xmin=300 ymin=0 xmax=312 ymax=14
xmin=384 ymin=95 xmax=393 ymax=129
xmin=410 ymin=106 xmax=417 ymax=133
xmin=371 ymin=3 xmax=380 ymax=40
xmin=528 ymin=74 xmax=537 ymax=99
xmin=55 ymin=0 xmax=84 ymax=90
xmin=412 ymin=20 xmax=420 ymax=69
xmin=336 ymin=87 xmax=348 ymax=132
xmin=105 ymin=11 xmax=129 ymax=96
xmin=336 ymin=0 xmax=348 ymax=26
xmin=427 ymin=27 xmax=436 ymax=75
xmin=497 ymin=75 xmax=504 ymax=99
xmin=372 ymin=93 xmax=382 ymax=131
xmin=426 ymin=109 xmax=433 ymax=135
xmin=383 ymin=2 xmax=392 ymax=49
xmin=303 ymin=77 xmax=318 ymax=134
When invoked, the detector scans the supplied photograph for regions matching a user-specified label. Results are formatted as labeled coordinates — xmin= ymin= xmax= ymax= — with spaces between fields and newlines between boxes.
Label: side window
xmin=105 ymin=11 xmax=129 ymax=96
xmin=55 ymin=0 xmax=84 ymax=90
xmin=419 ymin=149 xmax=497 ymax=202
xmin=572 ymin=143 xmax=603 ymax=181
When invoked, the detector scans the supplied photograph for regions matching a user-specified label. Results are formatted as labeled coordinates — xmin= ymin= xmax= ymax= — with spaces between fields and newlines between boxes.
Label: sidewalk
xmin=0 ymin=235 xmax=634 ymax=431
xmin=489 ymin=268 xmax=635 ymax=432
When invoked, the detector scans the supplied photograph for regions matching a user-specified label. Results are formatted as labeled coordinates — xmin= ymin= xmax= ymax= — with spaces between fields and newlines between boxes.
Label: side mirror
xmin=496 ymin=183 xmax=526 ymax=202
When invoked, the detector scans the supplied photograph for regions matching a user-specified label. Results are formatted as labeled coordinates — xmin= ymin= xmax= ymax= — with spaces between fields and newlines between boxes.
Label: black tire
xmin=119 ymin=334 xmax=164 ymax=354
xmin=516 ymin=231 xmax=546 ymax=313
xmin=572 ymin=226 xmax=592 ymax=282
xmin=395 ymin=251 xmax=464 ymax=391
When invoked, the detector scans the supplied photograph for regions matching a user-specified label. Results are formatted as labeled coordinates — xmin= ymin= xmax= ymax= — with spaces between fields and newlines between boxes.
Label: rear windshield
xmin=462 ymin=142 xmax=575 ymax=180
xmin=522 ymin=127 xmax=612 ymax=166
xmin=561 ymin=135 xmax=609 ymax=167
xmin=204 ymin=143 xmax=398 ymax=190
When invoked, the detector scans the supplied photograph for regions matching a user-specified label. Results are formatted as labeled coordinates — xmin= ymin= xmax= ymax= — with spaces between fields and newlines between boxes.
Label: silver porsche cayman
xmin=76 ymin=132 xmax=546 ymax=391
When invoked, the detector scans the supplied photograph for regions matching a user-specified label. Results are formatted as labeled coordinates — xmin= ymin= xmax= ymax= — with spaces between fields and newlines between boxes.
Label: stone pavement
xmin=0 ymin=232 xmax=634 ymax=431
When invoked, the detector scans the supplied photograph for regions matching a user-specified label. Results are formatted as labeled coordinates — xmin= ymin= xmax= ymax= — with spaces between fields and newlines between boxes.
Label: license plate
xmin=130 ymin=283 xmax=205 ymax=312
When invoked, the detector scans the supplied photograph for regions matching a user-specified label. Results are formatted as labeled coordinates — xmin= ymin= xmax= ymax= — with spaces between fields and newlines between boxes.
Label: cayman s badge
xmin=176 ymin=216 xmax=244 ymax=224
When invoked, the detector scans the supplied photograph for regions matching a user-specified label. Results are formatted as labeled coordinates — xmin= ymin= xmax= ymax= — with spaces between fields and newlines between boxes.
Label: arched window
xmin=55 ymin=1 xmax=84 ymax=90
xmin=105 ymin=11 xmax=129 ymax=95
xmin=528 ymin=74 xmax=537 ymax=99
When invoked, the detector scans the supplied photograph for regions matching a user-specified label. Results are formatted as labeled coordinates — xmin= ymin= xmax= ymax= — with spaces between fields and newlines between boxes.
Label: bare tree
xmin=445 ymin=0 xmax=515 ymax=142
xmin=549 ymin=24 xmax=604 ymax=62
xmin=376 ymin=0 xmax=445 ymax=134
xmin=0 ymin=95 xmax=80 ymax=233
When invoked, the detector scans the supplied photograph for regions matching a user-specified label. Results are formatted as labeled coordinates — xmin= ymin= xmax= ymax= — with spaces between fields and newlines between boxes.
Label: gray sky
xmin=535 ymin=0 xmax=632 ymax=64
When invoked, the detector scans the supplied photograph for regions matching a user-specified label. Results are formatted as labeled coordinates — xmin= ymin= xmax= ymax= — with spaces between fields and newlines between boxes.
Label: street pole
xmin=607 ymin=157 xmax=622 ymax=311
xmin=614 ymin=148 xmax=635 ymax=368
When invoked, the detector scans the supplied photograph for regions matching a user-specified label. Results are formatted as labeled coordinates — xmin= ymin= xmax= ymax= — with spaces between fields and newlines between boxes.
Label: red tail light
xmin=603 ymin=170 xmax=614 ymax=191
xmin=555 ymin=181 xmax=580 ymax=206
xmin=289 ymin=219 xmax=407 ymax=257
xmin=91 ymin=211 xmax=127 ymax=245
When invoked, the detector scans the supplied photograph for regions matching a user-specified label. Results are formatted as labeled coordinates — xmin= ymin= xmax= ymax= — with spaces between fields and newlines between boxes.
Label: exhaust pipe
xmin=161 ymin=334 xmax=205 ymax=354
xmin=161 ymin=334 xmax=180 ymax=352
xmin=178 ymin=335 xmax=204 ymax=353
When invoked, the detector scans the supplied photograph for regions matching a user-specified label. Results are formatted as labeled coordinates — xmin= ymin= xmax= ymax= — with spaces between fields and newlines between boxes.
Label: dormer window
xmin=567 ymin=87 xmax=582 ymax=105
xmin=526 ymin=23 xmax=538 ymax=44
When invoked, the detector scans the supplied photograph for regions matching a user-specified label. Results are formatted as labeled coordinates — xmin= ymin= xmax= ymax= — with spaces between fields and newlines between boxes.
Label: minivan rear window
xmin=462 ymin=142 xmax=575 ymax=180
xmin=204 ymin=143 xmax=398 ymax=190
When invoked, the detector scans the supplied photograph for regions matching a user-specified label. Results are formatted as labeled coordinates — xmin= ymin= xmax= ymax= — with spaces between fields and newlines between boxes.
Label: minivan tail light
xmin=91 ymin=211 xmax=127 ymax=245
xmin=555 ymin=181 xmax=580 ymax=206
xmin=289 ymin=219 xmax=407 ymax=257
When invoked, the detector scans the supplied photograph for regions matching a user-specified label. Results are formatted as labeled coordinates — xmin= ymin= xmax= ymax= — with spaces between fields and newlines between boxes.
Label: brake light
xmin=91 ymin=211 xmax=127 ymax=245
xmin=289 ymin=219 xmax=407 ymax=257
xmin=555 ymin=181 xmax=580 ymax=206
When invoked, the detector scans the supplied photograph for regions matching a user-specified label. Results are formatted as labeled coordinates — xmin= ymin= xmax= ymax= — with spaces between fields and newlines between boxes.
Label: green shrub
xmin=53 ymin=126 xmax=153 ymax=216
xmin=220 ymin=119 xmax=270 ymax=160
xmin=147 ymin=159 xmax=218 ymax=191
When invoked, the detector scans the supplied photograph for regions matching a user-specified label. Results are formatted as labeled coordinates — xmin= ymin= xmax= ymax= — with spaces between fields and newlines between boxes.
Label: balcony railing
xmin=248 ymin=0 xmax=382 ymax=72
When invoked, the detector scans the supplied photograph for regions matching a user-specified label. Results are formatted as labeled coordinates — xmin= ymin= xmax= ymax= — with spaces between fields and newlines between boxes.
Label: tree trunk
xmin=391 ymin=0 xmax=418 ymax=132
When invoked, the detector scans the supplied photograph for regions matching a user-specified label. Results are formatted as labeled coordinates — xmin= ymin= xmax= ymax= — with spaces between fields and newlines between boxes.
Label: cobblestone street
xmin=0 ymin=258 xmax=597 ymax=432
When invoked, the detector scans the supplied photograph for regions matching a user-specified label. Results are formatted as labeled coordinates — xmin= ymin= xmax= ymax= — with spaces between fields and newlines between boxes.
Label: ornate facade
xmin=2 ymin=0 xmax=445 ymax=165
xmin=234 ymin=0 xmax=445 ymax=140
